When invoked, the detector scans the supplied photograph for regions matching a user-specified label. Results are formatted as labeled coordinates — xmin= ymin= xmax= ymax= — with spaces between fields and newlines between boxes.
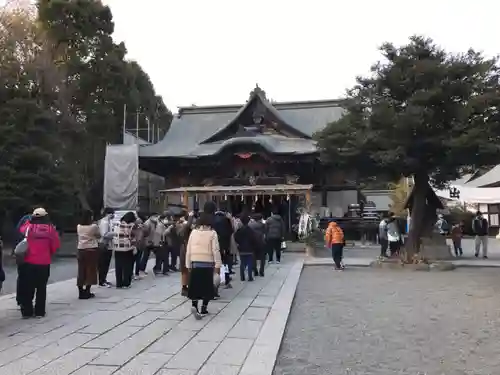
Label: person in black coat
xmin=249 ymin=213 xmax=266 ymax=277
xmin=234 ymin=215 xmax=259 ymax=282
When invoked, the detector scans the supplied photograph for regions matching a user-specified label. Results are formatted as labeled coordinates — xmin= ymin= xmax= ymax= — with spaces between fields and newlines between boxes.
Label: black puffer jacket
xmin=213 ymin=212 xmax=233 ymax=251
xmin=265 ymin=214 xmax=285 ymax=240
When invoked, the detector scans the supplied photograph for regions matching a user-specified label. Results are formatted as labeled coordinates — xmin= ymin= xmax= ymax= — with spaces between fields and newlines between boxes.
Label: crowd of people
xmin=377 ymin=210 xmax=490 ymax=258
xmin=12 ymin=201 xmax=287 ymax=320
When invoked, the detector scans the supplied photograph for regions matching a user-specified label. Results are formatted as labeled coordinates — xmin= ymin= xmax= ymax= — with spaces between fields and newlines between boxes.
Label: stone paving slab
xmin=0 ymin=255 xmax=304 ymax=375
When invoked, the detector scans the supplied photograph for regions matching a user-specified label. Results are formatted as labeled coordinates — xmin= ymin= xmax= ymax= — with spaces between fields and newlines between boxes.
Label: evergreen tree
xmin=315 ymin=36 xmax=500 ymax=259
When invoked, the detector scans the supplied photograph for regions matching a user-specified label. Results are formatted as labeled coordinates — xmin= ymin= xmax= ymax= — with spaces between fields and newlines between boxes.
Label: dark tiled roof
xmin=139 ymin=94 xmax=344 ymax=158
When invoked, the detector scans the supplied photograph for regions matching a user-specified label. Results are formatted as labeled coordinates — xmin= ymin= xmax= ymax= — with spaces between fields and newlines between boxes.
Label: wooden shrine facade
xmin=139 ymin=85 xmax=358 ymax=215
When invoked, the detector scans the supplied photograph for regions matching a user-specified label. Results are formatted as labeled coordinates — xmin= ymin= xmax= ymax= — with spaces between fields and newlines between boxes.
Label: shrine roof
xmin=139 ymin=90 xmax=344 ymax=158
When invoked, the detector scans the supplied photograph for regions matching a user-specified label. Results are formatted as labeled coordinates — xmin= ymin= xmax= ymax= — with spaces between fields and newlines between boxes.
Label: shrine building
xmin=138 ymin=86 xmax=359 ymax=221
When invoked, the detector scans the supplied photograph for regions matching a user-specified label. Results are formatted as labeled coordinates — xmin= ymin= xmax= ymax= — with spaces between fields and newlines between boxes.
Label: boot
xmin=78 ymin=286 xmax=90 ymax=300
xmin=85 ymin=286 xmax=95 ymax=298
xmin=200 ymin=305 xmax=209 ymax=316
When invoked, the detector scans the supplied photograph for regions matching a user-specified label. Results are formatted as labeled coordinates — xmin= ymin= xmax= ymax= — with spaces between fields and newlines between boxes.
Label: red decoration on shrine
xmin=236 ymin=152 xmax=253 ymax=159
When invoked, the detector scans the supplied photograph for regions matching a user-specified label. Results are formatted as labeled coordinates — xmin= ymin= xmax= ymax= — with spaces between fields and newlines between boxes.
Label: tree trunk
xmin=404 ymin=172 xmax=429 ymax=262
xmin=77 ymin=188 xmax=91 ymax=211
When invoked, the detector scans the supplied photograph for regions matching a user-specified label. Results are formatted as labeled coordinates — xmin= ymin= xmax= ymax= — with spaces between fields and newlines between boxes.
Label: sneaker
xmin=334 ymin=266 xmax=344 ymax=271
xmin=225 ymin=283 xmax=233 ymax=289
xmin=200 ymin=307 xmax=209 ymax=316
xmin=139 ymin=271 xmax=148 ymax=276
xmin=191 ymin=306 xmax=202 ymax=320
xmin=268 ymin=260 xmax=274 ymax=264
xmin=475 ymin=253 xmax=479 ymax=258
xmin=248 ymin=278 xmax=254 ymax=282
xmin=123 ymin=285 xmax=132 ymax=289
xmin=133 ymin=275 xmax=141 ymax=281
xmin=276 ymin=260 xmax=281 ymax=264
xmin=34 ymin=314 xmax=45 ymax=319
xmin=483 ymin=255 xmax=488 ymax=259
xmin=99 ymin=282 xmax=112 ymax=288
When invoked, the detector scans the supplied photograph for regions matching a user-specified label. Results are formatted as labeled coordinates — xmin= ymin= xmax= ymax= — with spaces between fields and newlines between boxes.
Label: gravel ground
xmin=274 ymin=267 xmax=500 ymax=375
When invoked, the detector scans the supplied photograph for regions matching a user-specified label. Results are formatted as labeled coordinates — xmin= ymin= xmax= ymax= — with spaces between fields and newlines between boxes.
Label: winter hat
xmin=32 ymin=207 xmax=48 ymax=217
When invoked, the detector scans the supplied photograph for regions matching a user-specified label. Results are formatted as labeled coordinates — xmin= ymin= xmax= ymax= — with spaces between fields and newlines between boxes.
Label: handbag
xmin=14 ymin=226 xmax=30 ymax=264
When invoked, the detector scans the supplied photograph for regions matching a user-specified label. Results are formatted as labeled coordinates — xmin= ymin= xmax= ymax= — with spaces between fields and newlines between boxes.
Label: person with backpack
xmin=472 ymin=211 xmax=489 ymax=259
xmin=436 ymin=214 xmax=450 ymax=235
xmin=265 ymin=210 xmax=285 ymax=263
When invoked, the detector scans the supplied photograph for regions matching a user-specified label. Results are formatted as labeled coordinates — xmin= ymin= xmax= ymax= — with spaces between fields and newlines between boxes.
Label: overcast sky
xmin=103 ymin=1 xmax=498 ymax=111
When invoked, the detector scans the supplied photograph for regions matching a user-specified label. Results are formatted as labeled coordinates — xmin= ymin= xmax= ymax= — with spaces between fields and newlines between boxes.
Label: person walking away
xmin=153 ymin=215 xmax=170 ymax=275
xmin=164 ymin=215 xmax=183 ymax=272
xmin=265 ymin=210 xmax=285 ymax=263
xmin=18 ymin=208 xmax=60 ymax=318
xmin=451 ymin=222 xmax=463 ymax=257
xmin=77 ymin=210 xmax=100 ymax=299
xmin=378 ymin=215 xmax=389 ymax=257
xmin=325 ymin=221 xmax=345 ymax=270
xmin=249 ymin=213 xmax=266 ymax=277
xmin=97 ymin=208 xmax=115 ymax=287
xmin=213 ymin=207 xmax=234 ymax=287
xmin=472 ymin=211 xmax=488 ymax=259
xmin=185 ymin=212 xmax=221 ymax=319
xmin=112 ymin=212 xmax=137 ymax=288
xmin=386 ymin=213 xmax=401 ymax=257
xmin=234 ymin=215 xmax=259 ymax=281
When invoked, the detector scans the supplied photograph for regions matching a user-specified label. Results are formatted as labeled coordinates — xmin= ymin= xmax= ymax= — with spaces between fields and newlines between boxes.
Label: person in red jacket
xmin=18 ymin=208 xmax=60 ymax=318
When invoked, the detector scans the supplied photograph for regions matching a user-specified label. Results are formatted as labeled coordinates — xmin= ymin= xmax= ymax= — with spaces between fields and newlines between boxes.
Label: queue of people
xmin=12 ymin=203 xmax=287 ymax=320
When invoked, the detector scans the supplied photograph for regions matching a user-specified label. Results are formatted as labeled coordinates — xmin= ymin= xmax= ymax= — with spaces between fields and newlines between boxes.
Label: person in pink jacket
xmin=18 ymin=208 xmax=60 ymax=318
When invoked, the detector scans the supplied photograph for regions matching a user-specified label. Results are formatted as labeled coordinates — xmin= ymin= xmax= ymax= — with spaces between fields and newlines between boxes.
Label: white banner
xmin=104 ymin=144 xmax=139 ymax=210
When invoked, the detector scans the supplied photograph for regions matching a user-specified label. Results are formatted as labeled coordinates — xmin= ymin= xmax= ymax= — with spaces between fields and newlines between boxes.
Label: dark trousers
xmin=97 ymin=244 xmax=112 ymax=284
xmin=453 ymin=238 xmax=463 ymax=255
xmin=267 ymin=238 xmax=282 ymax=262
xmin=153 ymin=245 xmax=169 ymax=274
xmin=380 ymin=238 xmax=388 ymax=256
xmin=389 ymin=241 xmax=400 ymax=256
xmin=221 ymin=248 xmax=233 ymax=284
xmin=138 ymin=245 xmax=154 ymax=272
xmin=253 ymin=251 xmax=265 ymax=276
xmin=16 ymin=265 xmax=21 ymax=304
xmin=115 ymin=251 xmax=134 ymax=287
xmin=18 ymin=263 xmax=50 ymax=317
xmin=134 ymin=247 xmax=143 ymax=275
xmin=167 ymin=245 xmax=179 ymax=270
xmin=240 ymin=254 xmax=254 ymax=281
xmin=331 ymin=243 xmax=344 ymax=268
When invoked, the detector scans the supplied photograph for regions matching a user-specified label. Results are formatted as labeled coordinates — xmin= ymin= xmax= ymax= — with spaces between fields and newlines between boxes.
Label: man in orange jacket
xmin=325 ymin=221 xmax=345 ymax=270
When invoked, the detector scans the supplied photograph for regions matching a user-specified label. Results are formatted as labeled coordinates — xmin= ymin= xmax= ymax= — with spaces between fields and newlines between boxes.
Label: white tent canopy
xmin=436 ymin=185 xmax=500 ymax=204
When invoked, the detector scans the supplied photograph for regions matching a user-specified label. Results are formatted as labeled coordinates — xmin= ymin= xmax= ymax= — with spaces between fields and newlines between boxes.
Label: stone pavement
xmin=0 ymin=256 xmax=303 ymax=375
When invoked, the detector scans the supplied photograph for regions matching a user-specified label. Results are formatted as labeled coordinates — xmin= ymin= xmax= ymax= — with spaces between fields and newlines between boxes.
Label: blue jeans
xmin=239 ymin=254 xmax=254 ymax=281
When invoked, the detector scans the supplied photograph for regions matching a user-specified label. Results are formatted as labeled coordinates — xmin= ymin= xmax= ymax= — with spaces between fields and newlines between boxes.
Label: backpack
xmin=439 ymin=219 xmax=449 ymax=233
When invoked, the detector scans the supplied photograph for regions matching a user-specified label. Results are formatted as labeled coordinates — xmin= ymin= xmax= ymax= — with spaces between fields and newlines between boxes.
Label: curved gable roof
xmin=139 ymin=90 xmax=344 ymax=158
